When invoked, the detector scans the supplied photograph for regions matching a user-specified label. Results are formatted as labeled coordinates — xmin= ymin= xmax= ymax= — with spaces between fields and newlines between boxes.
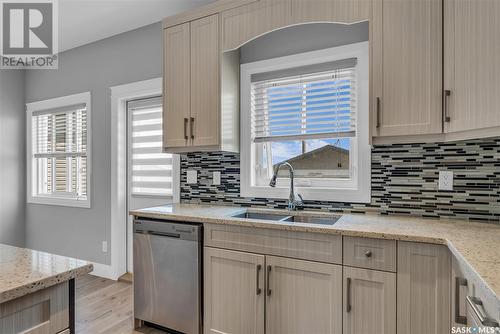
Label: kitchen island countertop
xmin=0 ymin=243 xmax=93 ymax=304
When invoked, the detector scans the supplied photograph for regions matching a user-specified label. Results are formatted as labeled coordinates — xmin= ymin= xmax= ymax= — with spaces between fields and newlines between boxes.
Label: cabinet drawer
xmin=343 ymin=236 xmax=396 ymax=272
xmin=0 ymin=282 xmax=69 ymax=334
xmin=204 ymin=223 xmax=342 ymax=264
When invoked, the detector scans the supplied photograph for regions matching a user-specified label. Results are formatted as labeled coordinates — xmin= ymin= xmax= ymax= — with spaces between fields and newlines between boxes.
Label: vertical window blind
xmin=251 ymin=58 xmax=357 ymax=143
xmin=32 ymin=103 xmax=88 ymax=199
xmin=128 ymin=97 xmax=173 ymax=196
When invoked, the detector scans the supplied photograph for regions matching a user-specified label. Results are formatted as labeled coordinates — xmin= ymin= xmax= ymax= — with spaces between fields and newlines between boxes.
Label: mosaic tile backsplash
xmin=180 ymin=137 xmax=500 ymax=223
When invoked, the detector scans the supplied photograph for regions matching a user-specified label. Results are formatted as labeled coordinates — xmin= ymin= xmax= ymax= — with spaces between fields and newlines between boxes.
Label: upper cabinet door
xmin=190 ymin=14 xmax=220 ymax=147
xmin=444 ymin=0 xmax=500 ymax=134
xmin=291 ymin=0 xmax=371 ymax=24
xmin=163 ymin=23 xmax=190 ymax=149
xmin=372 ymin=0 xmax=443 ymax=137
xmin=265 ymin=256 xmax=342 ymax=334
xmin=221 ymin=0 xmax=292 ymax=51
xmin=343 ymin=267 xmax=396 ymax=334
xmin=204 ymin=247 xmax=265 ymax=334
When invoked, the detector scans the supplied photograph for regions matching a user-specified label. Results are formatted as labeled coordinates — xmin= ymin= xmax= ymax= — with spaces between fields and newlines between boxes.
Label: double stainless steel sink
xmin=231 ymin=211 xmax=339 ymax=225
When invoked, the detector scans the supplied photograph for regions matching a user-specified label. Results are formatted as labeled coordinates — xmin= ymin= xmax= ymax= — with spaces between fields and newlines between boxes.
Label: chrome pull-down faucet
xmin=269 ymin=162 xmax=304 ymax=211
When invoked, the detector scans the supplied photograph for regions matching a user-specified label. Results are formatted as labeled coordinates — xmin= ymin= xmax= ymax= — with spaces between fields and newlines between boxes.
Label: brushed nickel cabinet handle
xmin=364 ymin=250 xmax=372 ymax=258
xmin=266 ymin=265 xmax=272 ymax=297
xmin=190 ymin=117 xmax=195 ymax=140
xmin=183 ymin=118 xmax=188 ymax=140
xmin=256 ymin=264 xmax=262 ymax=295
xmin=444 ymin=90 xmax=451 ymax=123
xmin=455 ymin=277 xmax=467 ymax=325
xmin=466 ymin=296 xmax=499 ymax=328
xmin=376 ymin=97 xmax=381 ymax=128
xmin=346 ymin=277 xmax=352 ymax=313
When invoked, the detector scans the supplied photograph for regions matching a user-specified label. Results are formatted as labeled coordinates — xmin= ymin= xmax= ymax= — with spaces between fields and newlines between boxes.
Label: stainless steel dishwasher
xmin=133 ymin=218 xmax=202 ymax=334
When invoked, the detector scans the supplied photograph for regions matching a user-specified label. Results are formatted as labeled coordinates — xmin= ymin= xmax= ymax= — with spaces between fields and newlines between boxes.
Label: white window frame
xmin=240 ymin=42 xmax=371 ymax=203
xmin=26 ymin=92 xmax=92 ymax=208
xmin=110 ymin=78 xmax=180 ymax=279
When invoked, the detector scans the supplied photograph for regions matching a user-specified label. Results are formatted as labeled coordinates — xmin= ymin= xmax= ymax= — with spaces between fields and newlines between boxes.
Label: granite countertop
xmin=0 ymin=243 xmax=93 ymax=304
xmin=131 ymin=203 xmax=500 ymax=303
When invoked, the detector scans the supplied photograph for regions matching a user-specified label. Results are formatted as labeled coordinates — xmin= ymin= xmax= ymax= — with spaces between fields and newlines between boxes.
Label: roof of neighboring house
xmin=274 ymin=145 xmax=349 ymax=169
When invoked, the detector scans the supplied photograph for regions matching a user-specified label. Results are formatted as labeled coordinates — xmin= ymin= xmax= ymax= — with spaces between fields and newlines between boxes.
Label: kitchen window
xmin=240 ymin=43 xmax=371 ymax=202
xmin=26 ymin=92 xmax=92 ymax=208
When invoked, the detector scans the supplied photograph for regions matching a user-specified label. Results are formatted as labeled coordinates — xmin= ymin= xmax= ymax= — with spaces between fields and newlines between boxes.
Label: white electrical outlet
xmin=213 ymin=171 xmax=221 ymax=185
xmin=439 ymin=171 xmax=454 ymax=191
xmin=102 ymin=241 xmax=108 ymax=253
xmin=187 ymin=170 xmax=198 ymax=184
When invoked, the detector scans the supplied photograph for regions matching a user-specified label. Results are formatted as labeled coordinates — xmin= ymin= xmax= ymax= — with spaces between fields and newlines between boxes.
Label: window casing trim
xmin=26 ymin=92 xmax=92 ymax=208
xmin=240 ymin=42 xmax=371 ymax=203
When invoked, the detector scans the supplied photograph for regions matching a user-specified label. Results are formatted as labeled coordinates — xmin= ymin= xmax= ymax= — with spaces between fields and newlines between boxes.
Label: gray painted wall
xmin=25 ymin=23 xmax=163 ymax=264
xmin=0 ymin=70 xmax=26 ymax=247
xmin=240 ymin=22 xmax=368 ymax=64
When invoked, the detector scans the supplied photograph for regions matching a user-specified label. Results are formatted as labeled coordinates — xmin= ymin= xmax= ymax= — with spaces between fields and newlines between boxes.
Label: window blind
xmin=32 ymin=103 xmax=88 ymax=197
xmin=128 ymin=96 xmax=173 ymax=196
xmin=251 ymin=59 xmax=357 ymax=143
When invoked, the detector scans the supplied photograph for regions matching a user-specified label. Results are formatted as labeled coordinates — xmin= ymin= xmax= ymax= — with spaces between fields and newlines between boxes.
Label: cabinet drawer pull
xmin=190 ymin=117 xmax=195 ymax=139
xmin=444 ymin=90 xmax=451 ymax=123
xmin=376 ymin=97 xmax=381 ymax=128
xmin=346 ymin=277 xmax=352 ymax=313
xmin=364 ymin=250 xmax=372 ymax=258
xmin=466 ymin=296 xmax=499 ymax=328
xmin=266 ymin=265 xmax=272 ymax=296
xmin=455 ymin=277 xmax=467 ymax=325
xmin=183 ymin=118 xmax=188 ymax=140
xmin=256 ymin=264 xmax=262 ymax=295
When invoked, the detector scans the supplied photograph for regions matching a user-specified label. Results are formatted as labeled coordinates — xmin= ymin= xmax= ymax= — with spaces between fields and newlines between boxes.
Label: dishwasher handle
xmin=134 ymin=218 xmax=202 ymax=242
xmin=135 ymin=229 xmax=181 ymax=239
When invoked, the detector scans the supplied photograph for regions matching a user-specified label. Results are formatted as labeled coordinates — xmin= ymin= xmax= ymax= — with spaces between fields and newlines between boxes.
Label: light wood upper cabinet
xmin=163 ymin=23 xmax=190 ymax=148
xmin=204 ymin=247 xmax=265 ymax=334
xmin=372 ymin=0 xmax=443 ymax=137
xmin=343 ymin=267 xmax=396 ymax=334
xmin=190 ymin=14 xmax=220 ymax=147
xmin=221 ymin=0 xmax=292 ymax=51
xmin=397 ymin=242 xmax=451 ymax=334
xmin=444 ymin=0 xmax=500 ymax=134
xmin=291 ymin=0 xmax=371 ymax=24
xmin=163 ymin=14 xmax=239 ymax=153
xmin=266 ymin=256 xmax=342 ymax=334
xmin=163 ymin=0 xmax=500 ymax=149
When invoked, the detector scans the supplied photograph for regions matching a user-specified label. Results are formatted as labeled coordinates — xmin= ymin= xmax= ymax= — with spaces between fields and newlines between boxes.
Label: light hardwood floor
xmin=76 ymin=275 xmax=166 ymax=334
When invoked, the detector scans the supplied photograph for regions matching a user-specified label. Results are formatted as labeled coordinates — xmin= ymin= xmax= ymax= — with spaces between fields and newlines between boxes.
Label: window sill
xmin=241 ymin=184 xmax=371 ymax=204
xmin=27 ymin=196 xmax=91 ymax=209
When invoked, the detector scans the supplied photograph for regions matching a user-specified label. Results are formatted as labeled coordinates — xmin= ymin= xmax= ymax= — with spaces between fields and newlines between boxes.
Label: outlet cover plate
xmin=213 ymin=171 xmax=221 ymax=185
xmin=439 ymin=171 xmax=454 ymax=191
xmin=187 ymin=170 xmax=198 ymax=184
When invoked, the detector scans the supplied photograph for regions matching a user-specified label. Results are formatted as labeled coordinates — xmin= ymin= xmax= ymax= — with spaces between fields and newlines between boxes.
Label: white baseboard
xmin=90 ymin=262 xmax=122 ymax=280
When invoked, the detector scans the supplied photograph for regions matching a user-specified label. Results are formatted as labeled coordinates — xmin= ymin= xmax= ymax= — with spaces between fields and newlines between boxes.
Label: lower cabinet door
xmin=451 ymin=256 xmax=470 ymax=329
xmin=203 ymin=247 xmax=265 ymax=334
xmin=265 ymin=256 xmax=342 ymax=334
xmin=397 ymin=242 xmax=451 ymax=334
xmin=343 ymin=267 xmax=396 ymax=334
